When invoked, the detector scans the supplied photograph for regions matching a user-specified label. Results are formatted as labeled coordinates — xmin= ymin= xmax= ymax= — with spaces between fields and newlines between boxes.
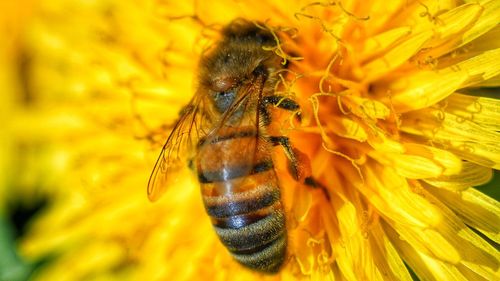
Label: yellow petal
xmin=435 ymin=4 xmax=483 ymax=42
xmin=460 ymin=0 xmax=500 ymax=47
xmin=360 ymin=27 xmax=412 ymax=62
xmin=368 ymin=133 xmax=405 ymax=154
xmin=393 ymin=224 xmax=461 ymax=264
xmin=445 ymin=93 xmax=500 ymax=131
xmin=460 ymin=24 xmax=500 ymax=53
xmin=197 ymin=0 xmax=243 ymax=24
xmin=446 ymin=220 xmax=500 ymax=279
xmin=332 ymin=117 xmax=368 ymax=142
xmin=401 ymin=109 xmax=499 ymax=144
xmin=361 ymin=165 xmax=442 ymax=228
xmin=370 ymin=223 xmax=413 ymax=281
xmin=387 ymin=69 xmax=468 ymax=113
xmin=388 ymin=47 xmax=500 ymax=112
xmin=9 ymin=0 xmax=500 ymax=279
xmin=359 ymin=0 xmax=406 ymax=33
xmin=423 ymin=162 xmax=493 ymax=190
xmin=345 ymin=95 xmax=391 ymax=120
xmin=370 ymin=143 xmax=462 ymax=179
xmin=321 ymin=198 xmax=341 ymax=263
xmin=30 ymin=241 xmax=125 ymax=281
xmin=291 ymin=182 xmax=313 ymax=222
xmin=450 ymin=140 xmax=500 ymax=169
xmin=375 ymin=152 xmax=446 ymax=179
xmin=333 ymin=194 xmax=367 ymax=281
xmin=427 ymin=186 xmax=500 ymax=244
xmin=402 ymin=109 xmax=500 ymax=168
xmin=362 ymin=30 xmax=433 ymax=82
xmin=404 ymin=143 xmax=463 ymax=176
xmin=372 ymin=178 xmax=498 ymax=279
xmin=390 ymin=0 xmax=456 ymax=35
xmin=421 ymin=3 xmax=483 ymax=51
xmin=458 ymin=48 xmax=500 ymax=87
xmin=477 ymin=73 xmax=500 ymax=87
xmin=387 ymin=187 xmax=500 ymax=280
xmin=292 ymin=226 xmax=317 ymax=276
xmin=424 ymin=188 xmax=500 ymax=279
xmin=383 ymin=221 xmax=470 ymax=281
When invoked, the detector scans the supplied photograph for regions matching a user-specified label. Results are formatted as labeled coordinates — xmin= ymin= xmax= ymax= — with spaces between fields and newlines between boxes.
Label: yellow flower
xmin=2 ymin=0 xmax=499 ymax=280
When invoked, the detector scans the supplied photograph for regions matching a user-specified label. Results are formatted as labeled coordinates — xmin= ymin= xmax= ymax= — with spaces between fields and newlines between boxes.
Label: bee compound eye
xmin=214 ymin=90 xmax=236 ymax=113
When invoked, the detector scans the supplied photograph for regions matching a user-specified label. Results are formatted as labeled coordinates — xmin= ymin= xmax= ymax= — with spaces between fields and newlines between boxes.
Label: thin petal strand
xmin=423 ymin=162 xmax=493 ymax=191
xmin=427 ymin=186 xmax=500 ymax=244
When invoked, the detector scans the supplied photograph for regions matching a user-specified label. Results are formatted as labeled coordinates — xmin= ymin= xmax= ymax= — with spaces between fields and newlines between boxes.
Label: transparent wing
xmin=147 ymin=95 xmax=206 ymax=202
xmin=199 ymin=81 xmax=267 ymax=184
xmin=205 ymin=81 xmax=262 ymax=141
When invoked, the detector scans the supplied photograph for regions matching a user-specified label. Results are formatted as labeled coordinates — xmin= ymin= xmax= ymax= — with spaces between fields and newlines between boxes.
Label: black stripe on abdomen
xmin=233 ymin=234 xmax=286 ymax=273
xmin=213 ymin=207 xmax=285 ymax=251
xmin=213 ymin=206 xmax=287 ymax=273
xmin=203 ymin=182 xmax=280 ymax=218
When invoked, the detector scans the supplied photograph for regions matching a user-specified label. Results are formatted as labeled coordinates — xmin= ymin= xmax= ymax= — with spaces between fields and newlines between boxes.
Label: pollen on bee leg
xmin=288 ymin=147 xmax=312 ymax=181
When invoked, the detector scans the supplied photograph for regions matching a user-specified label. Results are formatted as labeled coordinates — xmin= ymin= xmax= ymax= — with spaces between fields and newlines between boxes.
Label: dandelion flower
xmin=4 ymin=0 xmax=500 ymax=280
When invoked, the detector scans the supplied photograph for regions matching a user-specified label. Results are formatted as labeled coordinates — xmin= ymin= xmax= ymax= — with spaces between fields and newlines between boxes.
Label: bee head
xmin=221 ymin=19 xmax=277 ymax=47
xmin=198 ymin=19 xmax=283 ymax=115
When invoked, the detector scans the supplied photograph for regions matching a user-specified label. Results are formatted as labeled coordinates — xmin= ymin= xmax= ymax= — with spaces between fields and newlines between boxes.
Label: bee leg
xmin=268 ymin=136 xmax=299 ymax=178
xmin=263 ymin=96 xmax=299 ymax=111
xmin=269 ymin=136 xmax=329 ymax=199
xmin=262 ymin=95 xmax=301 ymax=122
xmin=268 ymin=136 xmax=323 ymax=187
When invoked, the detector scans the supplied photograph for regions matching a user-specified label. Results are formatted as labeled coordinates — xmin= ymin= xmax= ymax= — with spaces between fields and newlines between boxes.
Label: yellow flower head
xmin=2 ymin=0 xmax=499 ymax=280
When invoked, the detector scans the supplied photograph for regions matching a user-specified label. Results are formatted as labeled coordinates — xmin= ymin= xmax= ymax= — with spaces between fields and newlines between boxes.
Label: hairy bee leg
xmin=269 ymin=136 xmax=330 ymax=200
xmin=268 ymin=136 xmax=314 ymax=184
xmin=262 ymin=95 xmax=302 ymax=122
xmin=263 ymin=95 xmax=299 ymax=111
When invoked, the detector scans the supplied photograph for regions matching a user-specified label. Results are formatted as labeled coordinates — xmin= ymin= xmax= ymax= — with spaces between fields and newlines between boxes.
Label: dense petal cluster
xmin=2 ymin=0 xmax=499 ymax=280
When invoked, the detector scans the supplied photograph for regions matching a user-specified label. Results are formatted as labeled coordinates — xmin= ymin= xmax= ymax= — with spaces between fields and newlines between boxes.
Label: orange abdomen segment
xmin=196 ymin=130 xmax=287 ymax=273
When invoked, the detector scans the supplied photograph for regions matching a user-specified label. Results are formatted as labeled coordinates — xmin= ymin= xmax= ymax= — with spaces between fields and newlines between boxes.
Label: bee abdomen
xmin=203 ymin=183 xmax=280 ymax=218
xmin=213 ymin=204 xmax=286 ymax=273
xmin=213 ymin=204 xmax=285 ymax=249
xmin=197 ymin=131 xmax=287 ymax=272
xmin=202 ymin=181 xmax=286 ymax=272
xmin=232 ymin=234 xmax=286 ymax=273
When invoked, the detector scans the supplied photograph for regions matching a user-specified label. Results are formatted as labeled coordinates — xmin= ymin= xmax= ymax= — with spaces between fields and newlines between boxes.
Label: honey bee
xmin=148 ymin=19 xmax=315 ymax=273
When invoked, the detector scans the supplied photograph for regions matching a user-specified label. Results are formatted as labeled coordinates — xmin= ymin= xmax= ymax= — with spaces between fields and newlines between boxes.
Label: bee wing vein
xmin=147 ymin=95 xmax=204 ymax=201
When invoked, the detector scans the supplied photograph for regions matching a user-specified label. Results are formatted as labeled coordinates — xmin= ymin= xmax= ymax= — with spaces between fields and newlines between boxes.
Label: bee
xmin=148 ymin=19 xmax=315 ymax=273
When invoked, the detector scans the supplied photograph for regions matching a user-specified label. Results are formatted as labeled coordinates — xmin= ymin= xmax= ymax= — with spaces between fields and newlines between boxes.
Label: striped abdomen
xmin=196 ymin=127 xmax=286 ymax=273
